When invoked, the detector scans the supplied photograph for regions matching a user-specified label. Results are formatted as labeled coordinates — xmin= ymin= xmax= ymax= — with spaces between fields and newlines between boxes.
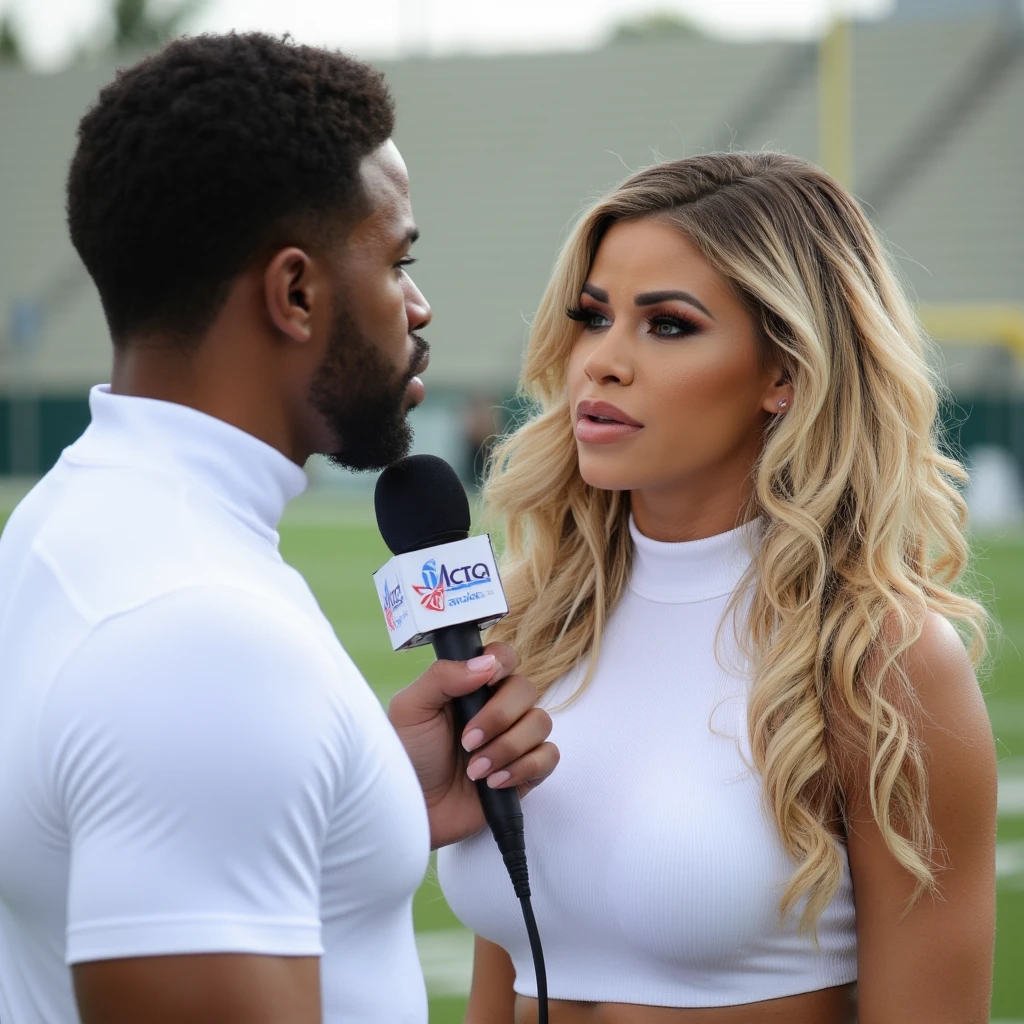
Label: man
xmin=0 ymin=33 xmax=556 ymax=1024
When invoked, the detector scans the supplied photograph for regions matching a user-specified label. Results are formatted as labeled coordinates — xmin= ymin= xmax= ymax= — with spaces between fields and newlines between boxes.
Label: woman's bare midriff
xmin=514 ymin=982 xmax=857 ymax=1024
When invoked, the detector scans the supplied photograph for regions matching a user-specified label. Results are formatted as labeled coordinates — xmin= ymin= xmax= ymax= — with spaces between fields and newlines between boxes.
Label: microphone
xmin=372 ymin=454 xmax=527 ymax=892
xmin=373 ymin=454 xmax=548 ymax=1022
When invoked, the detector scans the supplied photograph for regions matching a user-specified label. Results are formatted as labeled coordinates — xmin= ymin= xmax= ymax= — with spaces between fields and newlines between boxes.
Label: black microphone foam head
xmin=374 ymin=454 xmax=472 ymax=555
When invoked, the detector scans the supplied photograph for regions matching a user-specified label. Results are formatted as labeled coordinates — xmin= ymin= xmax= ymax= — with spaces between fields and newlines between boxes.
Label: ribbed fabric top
xmin=627 ymin=515 xmax=759 ymax=604
xmin=438 ymin=516 xmax=857 ymax=1008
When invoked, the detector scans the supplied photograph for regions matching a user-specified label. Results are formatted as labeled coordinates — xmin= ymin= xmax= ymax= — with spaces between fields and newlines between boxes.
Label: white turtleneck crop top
xmin=437 ymin=518 xmax=857 ymax=1008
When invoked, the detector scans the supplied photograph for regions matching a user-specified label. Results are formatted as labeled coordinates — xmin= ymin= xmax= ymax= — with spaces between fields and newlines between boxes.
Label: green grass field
xmin=2 ymin=491 xmax=1023 ymax=1020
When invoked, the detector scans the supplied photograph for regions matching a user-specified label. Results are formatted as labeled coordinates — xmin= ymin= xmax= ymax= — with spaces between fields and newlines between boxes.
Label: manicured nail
xmin=467 ymin=654 xmax=496 ymax=674
xmin=487 ymin=770 xmax=512 ymax=789
xmin=466 ymin=757 xmax=491 ymax=781
xmin=462 ymin=728 xmax=485 ymax=752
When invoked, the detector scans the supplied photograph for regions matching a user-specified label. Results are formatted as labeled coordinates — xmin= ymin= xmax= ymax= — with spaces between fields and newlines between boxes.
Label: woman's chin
xmin=577 ymin=454 xmax=639 ymax=493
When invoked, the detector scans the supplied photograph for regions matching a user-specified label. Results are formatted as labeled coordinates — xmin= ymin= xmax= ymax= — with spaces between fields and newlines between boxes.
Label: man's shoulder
xmin=44 ymin=583 xmax=366 ymax=772
xmin=16 ymin=459 xmax=293 ymax=625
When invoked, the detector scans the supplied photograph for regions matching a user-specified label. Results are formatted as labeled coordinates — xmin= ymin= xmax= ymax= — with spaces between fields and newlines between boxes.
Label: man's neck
xmin=110 ymin=336 xmax=306 ymax=466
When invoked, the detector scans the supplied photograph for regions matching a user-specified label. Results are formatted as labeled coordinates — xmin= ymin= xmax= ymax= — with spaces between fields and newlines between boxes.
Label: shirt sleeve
xmin=41 ymin=585 xmax=351 ymax=965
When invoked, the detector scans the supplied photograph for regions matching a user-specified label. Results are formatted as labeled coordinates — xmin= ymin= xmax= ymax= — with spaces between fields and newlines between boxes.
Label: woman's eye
xmin=649 ymin=315 xmax=698 ymax=338
xmin=396 ymin=257 xmax=417 ymax=271
xmin=567 ymin=306 xmax=610 ymax=329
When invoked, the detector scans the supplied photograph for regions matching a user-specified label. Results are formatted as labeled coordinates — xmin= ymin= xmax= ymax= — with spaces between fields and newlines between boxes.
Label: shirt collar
xmin=628 ymin=514 xmax=760 ymax=604
xmin=68 ymin=385 xmax=308 ymax=538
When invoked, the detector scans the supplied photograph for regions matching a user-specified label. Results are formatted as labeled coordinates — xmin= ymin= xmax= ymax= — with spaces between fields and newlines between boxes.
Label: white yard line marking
xmin=999 ymin=758 xmax=1024 ymax=817
xmin=1000 ymin=775 xmax=1024 ymax=817
xmin=997 ymin=840 xmax=1024 ymax=887
xmin=416 ymin=928 xmax=474 ymax=998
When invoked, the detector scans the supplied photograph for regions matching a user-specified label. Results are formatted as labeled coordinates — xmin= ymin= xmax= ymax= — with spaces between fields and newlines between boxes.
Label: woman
xmin=437 ymin=153 xmax=997 ymax=1024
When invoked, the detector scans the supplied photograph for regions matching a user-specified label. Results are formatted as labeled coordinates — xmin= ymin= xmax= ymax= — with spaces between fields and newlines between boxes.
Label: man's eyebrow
xmin=635 ymin=290 xmax=714 ymax=319
xmin=403 ymin=227 xmax=420 ymax=246
xmin=581 ymin=282 xmax=609 ymax=302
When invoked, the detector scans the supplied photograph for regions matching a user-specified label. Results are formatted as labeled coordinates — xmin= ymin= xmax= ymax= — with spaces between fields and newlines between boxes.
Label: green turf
xmin=972 ymin=540 xmax=1024 ymax=1019
xmin=2 ymin=499 xmax=1022 ymax=1020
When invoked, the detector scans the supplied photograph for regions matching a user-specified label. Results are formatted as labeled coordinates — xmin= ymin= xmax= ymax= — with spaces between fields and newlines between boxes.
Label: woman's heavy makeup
xmin=565 ymin=215 xmax=790 ymax=540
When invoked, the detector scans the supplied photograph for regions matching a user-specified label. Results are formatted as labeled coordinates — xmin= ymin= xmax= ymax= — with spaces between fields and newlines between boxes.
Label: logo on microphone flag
xmin=380 ymin=577 xmax=407 ymax=633
xmin=412 ymin=557 xmax=494 ymax=612
xmin=373 ymin=535 xmax=508 ymax=651
xmin=414 ymin=559 xmax=446 ymax=611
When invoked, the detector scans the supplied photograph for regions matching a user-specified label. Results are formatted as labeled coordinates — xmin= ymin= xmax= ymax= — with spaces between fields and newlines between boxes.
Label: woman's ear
xmin=761 ymin=373 xmax=794 ymax=416
xmin=264 ymin=247 xmax=319 ymax=345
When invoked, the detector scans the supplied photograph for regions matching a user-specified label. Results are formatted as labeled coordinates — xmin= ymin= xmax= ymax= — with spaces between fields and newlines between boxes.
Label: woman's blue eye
xmin=566 ymin=306 xmax=610 ymax=329
xmin=648 ymin=315 xmax=700 ymax=339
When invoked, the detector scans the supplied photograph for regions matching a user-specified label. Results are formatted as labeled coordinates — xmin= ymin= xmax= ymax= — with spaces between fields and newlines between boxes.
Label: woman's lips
xmin=574 ymin=399 xmax=643 ymax=444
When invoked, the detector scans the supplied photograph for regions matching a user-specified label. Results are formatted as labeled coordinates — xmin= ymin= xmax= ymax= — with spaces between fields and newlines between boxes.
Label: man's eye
xmin=396 ymin=257 xmax=417 ymax=271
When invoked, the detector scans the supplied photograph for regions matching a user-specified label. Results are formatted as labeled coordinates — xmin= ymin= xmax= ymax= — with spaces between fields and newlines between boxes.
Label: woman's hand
xmin=388 ymin=641 xmax=559 ymax=849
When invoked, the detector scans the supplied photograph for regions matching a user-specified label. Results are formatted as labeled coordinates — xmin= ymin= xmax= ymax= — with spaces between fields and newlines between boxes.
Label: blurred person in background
xmin=439 ymin=152 xmax=997 ymax=1024
xmin=0 ymin=33 xmax=558 ymax=1024
xmin=462 ymin=394 xmax=504 ymax=487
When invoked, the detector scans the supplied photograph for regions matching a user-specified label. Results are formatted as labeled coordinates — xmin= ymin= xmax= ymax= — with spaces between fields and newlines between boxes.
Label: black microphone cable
xmin=433 ymin=624 xmax=548 ymax=1023
xmin=374 ymin=455 xmax=548 ymax=1023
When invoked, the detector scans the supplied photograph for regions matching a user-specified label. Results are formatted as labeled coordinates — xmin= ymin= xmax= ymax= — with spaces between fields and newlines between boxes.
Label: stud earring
xmin=777 ymin=399 xmax=789 ymax=412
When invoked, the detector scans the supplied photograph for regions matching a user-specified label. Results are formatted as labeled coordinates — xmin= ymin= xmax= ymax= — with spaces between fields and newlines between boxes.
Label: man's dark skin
xmin=72 ymin=140 xmax=559 ymax=1023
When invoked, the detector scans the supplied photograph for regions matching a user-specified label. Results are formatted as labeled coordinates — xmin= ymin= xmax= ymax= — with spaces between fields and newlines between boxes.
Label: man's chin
xmin=325 ymin=422 xmax=414 ymax=472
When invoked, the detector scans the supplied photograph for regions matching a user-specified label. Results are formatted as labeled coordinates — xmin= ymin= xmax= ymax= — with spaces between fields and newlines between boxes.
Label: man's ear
xmin=264 ymin=247 xmax=321 ymax=345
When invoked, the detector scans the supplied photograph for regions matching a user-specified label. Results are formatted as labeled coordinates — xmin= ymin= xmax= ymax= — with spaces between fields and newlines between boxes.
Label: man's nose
xmin=407 ymin=281 xmax=431 ymax=332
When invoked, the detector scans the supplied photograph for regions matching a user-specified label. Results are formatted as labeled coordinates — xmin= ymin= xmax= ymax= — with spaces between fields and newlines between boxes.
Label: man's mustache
xmin=405 ymin=335 xmax=430 ymax=383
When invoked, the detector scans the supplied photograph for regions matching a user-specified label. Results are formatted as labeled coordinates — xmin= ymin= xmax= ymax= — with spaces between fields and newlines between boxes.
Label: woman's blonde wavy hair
xmin=484 ymin=152 xmax=988 ymax=931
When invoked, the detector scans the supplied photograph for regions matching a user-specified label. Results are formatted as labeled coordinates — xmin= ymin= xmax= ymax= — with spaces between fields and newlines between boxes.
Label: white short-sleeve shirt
xmin=0 ymin=386 xmax=430 ymax=1023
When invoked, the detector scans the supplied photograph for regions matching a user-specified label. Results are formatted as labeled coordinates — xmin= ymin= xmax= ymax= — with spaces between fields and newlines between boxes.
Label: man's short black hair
xmin=67 ymin=33 xmax=395 ymax=345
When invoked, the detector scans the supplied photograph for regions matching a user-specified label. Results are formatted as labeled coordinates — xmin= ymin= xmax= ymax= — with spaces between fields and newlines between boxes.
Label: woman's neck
xmin=630 ymin=472 xmax=756 ymax=543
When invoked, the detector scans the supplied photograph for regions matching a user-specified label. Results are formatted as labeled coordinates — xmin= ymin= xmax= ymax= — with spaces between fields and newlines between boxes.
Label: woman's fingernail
xmin=487 ymin=770 xmax=512 ymax=789
xmin=466 ymin=757 xmax=492 ymax=781
xmin=467 ymin=654 xmax=497 ymax=674
xmin=462 ymin=728 xmax=485 ymax=752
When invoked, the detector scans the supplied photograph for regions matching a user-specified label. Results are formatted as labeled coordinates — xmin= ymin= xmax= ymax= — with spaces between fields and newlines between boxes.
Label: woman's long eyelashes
xmin=565 ymin=305 xmax=608 ymax=328
xmin=565 ymin=305 xmax=701 ymax=338
xmin=646 ymin=313 xmax=701 ymax=338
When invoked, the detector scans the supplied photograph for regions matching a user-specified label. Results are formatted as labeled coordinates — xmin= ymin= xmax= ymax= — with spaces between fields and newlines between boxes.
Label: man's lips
xmin=405 ymin=348 xmax=429 ymax=407
xmin=411 ymin=348 xmax=430 ymax=379
xmin=574 ymin=399 xmax=643 ymax=444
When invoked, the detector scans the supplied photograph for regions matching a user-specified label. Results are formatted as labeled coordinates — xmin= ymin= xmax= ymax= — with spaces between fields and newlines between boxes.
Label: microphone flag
xmin=373 ymin=534 xmax=509 ymax=651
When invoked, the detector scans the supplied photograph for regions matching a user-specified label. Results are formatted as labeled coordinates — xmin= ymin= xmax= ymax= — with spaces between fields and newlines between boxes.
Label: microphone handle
xmin=431 ymin=622 xmax=525 ymax=854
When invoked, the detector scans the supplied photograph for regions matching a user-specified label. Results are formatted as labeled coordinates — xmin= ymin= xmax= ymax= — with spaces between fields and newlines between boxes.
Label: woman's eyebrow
xmin=634 ymin=290 xmax=714 ymax=319
xmin=581 ymin=282 xmax=609 ymax=302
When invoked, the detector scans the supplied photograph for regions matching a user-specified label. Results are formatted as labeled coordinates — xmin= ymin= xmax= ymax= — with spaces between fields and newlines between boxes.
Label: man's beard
xmin=308 ymin=303 xmax=428 ymax=472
